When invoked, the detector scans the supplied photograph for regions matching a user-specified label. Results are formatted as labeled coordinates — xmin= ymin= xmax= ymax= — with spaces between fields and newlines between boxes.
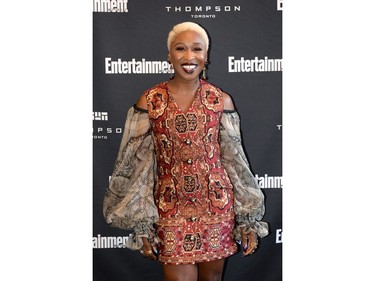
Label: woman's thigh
xmin=161 ymin=258 xmax=226 ymax=281
xmin=162 ymin=263 xmax=198 ymax=281
xmin=197 ymin=259 xmax=226 ymax=281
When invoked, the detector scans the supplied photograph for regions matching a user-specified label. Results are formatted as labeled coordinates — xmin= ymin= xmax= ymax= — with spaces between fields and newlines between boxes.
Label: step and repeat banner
xmin=93 ymin=0 xmax=282 ymax=280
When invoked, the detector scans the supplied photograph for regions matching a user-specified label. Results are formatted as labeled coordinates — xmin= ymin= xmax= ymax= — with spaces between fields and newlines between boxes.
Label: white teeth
xmin=182 ymin=65 xmax=197 ymax=71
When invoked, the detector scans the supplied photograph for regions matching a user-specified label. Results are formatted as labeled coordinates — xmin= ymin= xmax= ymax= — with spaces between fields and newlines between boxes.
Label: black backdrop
xmin=93 ymin=1 xmax=282 ymax=280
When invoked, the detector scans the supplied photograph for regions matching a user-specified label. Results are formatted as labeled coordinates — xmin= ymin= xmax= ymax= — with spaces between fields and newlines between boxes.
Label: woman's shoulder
xmin=222 ymin=92 xmax=235 ymax=111
xmin=136 ymin=81 xmax=169 ymax=110
xmin=135 ymin=94 xmax=147 ymax=110
xmin=201 ymin=80 xmax=235 ymax=110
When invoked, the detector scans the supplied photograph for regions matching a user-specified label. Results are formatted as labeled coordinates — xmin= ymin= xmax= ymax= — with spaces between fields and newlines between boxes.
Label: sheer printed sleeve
xmin=103 ymin=106 xmax=159 ymax=250
xmin=220 ymin=111 xmax=269 ymax=239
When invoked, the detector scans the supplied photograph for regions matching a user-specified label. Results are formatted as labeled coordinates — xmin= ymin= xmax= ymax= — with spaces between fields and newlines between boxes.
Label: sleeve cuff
xmin=126 ymin=223 xmax=158 ymax=250
xmin=233 ymin=214 xmax=269 ymax=239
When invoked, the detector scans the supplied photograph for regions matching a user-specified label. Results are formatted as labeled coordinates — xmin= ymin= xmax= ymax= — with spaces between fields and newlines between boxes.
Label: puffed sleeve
xmin=220 ymin=110 xmax=269 ymax=239
xmin=103 ymin=106 xmax=159 ymax=250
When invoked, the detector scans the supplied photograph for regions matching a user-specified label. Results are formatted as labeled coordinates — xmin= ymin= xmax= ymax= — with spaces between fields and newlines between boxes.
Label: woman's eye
xmin=175 ymin=47 xmax=185 ymax=51
xmin=194 ymin=47 xmax=202 ymax=52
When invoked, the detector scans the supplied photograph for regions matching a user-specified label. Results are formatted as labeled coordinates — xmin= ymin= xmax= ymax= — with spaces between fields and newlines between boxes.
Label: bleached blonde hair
xmin=167 ymin=22 xmax=209 ymax=52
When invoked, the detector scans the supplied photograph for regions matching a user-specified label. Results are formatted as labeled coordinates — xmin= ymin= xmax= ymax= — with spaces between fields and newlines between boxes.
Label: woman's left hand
xmin=240 ymin=227 xmax=258 ymax=256
xmin=140 ymin=237 xmax=158 ymax=261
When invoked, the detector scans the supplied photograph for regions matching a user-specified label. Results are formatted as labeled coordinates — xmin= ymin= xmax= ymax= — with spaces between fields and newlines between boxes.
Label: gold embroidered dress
xmin=103 ymin=80 xmax=268 ymax=265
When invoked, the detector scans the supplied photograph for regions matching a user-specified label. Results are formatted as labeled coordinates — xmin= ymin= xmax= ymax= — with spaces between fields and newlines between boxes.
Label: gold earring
xmin=169 ymin=62 xmax=174 ymax=80
xmin=202 ymin=62 xmax=208 ymax=80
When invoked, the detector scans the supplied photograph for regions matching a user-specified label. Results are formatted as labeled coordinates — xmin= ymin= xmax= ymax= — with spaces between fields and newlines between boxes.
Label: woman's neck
xmin=168 ymin=77 xmax=200 ymax=96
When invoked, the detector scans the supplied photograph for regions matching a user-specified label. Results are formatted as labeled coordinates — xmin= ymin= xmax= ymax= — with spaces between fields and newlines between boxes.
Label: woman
xmin=103 ymin=22 xmax=268 ymax=281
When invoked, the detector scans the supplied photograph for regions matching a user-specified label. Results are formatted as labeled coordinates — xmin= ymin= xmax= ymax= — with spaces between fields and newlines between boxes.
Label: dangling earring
xmin=169 ymin=61 xmax=174 ymax=80
xmin=202 ymin=62 xmax=208 ymax=80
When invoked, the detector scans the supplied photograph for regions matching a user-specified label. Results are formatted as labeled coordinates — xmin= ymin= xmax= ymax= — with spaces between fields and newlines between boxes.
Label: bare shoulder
xmin=222 ymin=92 xmax=235 ymax=111
xmin=135 ymin=94 xmax=147 ymax=110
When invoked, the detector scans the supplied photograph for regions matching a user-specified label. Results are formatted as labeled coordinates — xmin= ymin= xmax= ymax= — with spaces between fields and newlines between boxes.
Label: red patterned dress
xmin=103 ymin=80 xmax=268 ymax=265
xmin=145 ymin=80 xmax=238 ymax=264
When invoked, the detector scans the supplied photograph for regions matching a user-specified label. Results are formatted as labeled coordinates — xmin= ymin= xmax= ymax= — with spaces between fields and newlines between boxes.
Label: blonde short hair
xmin=167 ymin=22 xmax=209 ymax=52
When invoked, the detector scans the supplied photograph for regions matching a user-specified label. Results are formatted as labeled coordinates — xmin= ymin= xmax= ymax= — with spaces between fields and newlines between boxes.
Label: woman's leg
xmin=162 ymin=263 xmax=198 ymax=281
xmin=161 ymin=258 xmax=226 ymax=281
xmin=197 ymin=259 xmax=226 ymax=281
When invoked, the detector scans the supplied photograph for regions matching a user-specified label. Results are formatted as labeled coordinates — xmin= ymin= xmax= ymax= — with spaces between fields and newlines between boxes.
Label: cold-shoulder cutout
xmin=222 ymin=92 xmax=235 ymax=111
xmin=135 ymin=94 xmax=147 ymax=111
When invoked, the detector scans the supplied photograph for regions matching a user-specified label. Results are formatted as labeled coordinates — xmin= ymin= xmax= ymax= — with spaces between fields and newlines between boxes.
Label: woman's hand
xmin=240 ymin=227 xmax=258 ymax=256
xmin=139 ymin=237 xmax=158 ymax=261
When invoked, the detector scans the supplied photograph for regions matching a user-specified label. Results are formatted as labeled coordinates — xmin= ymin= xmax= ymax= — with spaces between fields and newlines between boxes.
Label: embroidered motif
xmin=146 ymin=88 xmax=168 ymax=119
xmin=164 ymin=230 xmax=176 ymax=253
xmin=183 ymin=234 xmax=196 ymax=252
xmin=186 ymin=113 xmax=198 ymax=131
xmin=204 ymin=127 xmax=215 ymax=159
xmin=195 ymin=233 xmax=202 ymax=250
xmin=182 ymin=201 xmax=198 ymax=219
xmin=201 ymin=86 xmax=223 ymax=112
xmin=175 ymin=114 xmax=187 ymax=133
xmin=159 ymin=134 xmax=173 ymax=164
xmin=183 ymin=175 xmax=198 ymax=193
xmin=208 ymin=173 xmax=229 ymax=210
xmin=209 ymin=228 xmax=221 ymax=248
xmin=157 ymin=178 xmax=177 ymax=213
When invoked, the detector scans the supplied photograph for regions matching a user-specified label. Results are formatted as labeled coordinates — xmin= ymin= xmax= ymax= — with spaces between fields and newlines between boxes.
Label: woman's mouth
xmin=181 ymin=64 xmax=198 ymax=74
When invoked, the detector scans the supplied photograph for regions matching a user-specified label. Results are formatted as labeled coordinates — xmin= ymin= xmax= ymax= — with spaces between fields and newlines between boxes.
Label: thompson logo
xmin=165 ymin=5 xmax=241 ymax=19
xmin=93 ymin=0 xmax=128 ymax=13
xmin=93 ymin=127 xmax=123 ymax=140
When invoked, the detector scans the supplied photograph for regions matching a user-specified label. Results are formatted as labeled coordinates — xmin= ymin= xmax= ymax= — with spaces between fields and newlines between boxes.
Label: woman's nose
xmin=183 ymin=50 xmax=195 ymax=60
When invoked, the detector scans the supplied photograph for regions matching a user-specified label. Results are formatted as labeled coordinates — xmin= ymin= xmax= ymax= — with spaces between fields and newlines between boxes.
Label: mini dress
xmin=103 ymin=80 xmax=269 ymax=265
xmin=146 ymin=80 xmax=237 ymax=264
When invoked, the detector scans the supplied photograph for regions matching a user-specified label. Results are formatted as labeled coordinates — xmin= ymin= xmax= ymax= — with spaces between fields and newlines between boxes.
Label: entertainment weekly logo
xmin=228 ymin=56 xmax=283 ymax=73
xmin=105 ymin=58 xmax=170 ymax=75
xmin=277 ymin=0 xmax=283 ymax=11
xmin=255 ymin=174 xmax=283 ymax=188
xmin=93 ymin=0 xmax=128 ymax=12
xmin=93 ymin=234 xmax=129 ymax=248
xmin=104 ymin=56 xmax=283 ymax=75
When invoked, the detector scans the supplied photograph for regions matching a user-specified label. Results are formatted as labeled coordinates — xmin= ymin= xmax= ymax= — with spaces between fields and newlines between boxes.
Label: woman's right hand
xmin=139 ymin=237 xmax=158 ymax=261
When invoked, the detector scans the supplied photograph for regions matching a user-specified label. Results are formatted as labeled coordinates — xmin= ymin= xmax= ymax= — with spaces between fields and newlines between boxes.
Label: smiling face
xmin=168 ymin=30 xmax=207 ymax=82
